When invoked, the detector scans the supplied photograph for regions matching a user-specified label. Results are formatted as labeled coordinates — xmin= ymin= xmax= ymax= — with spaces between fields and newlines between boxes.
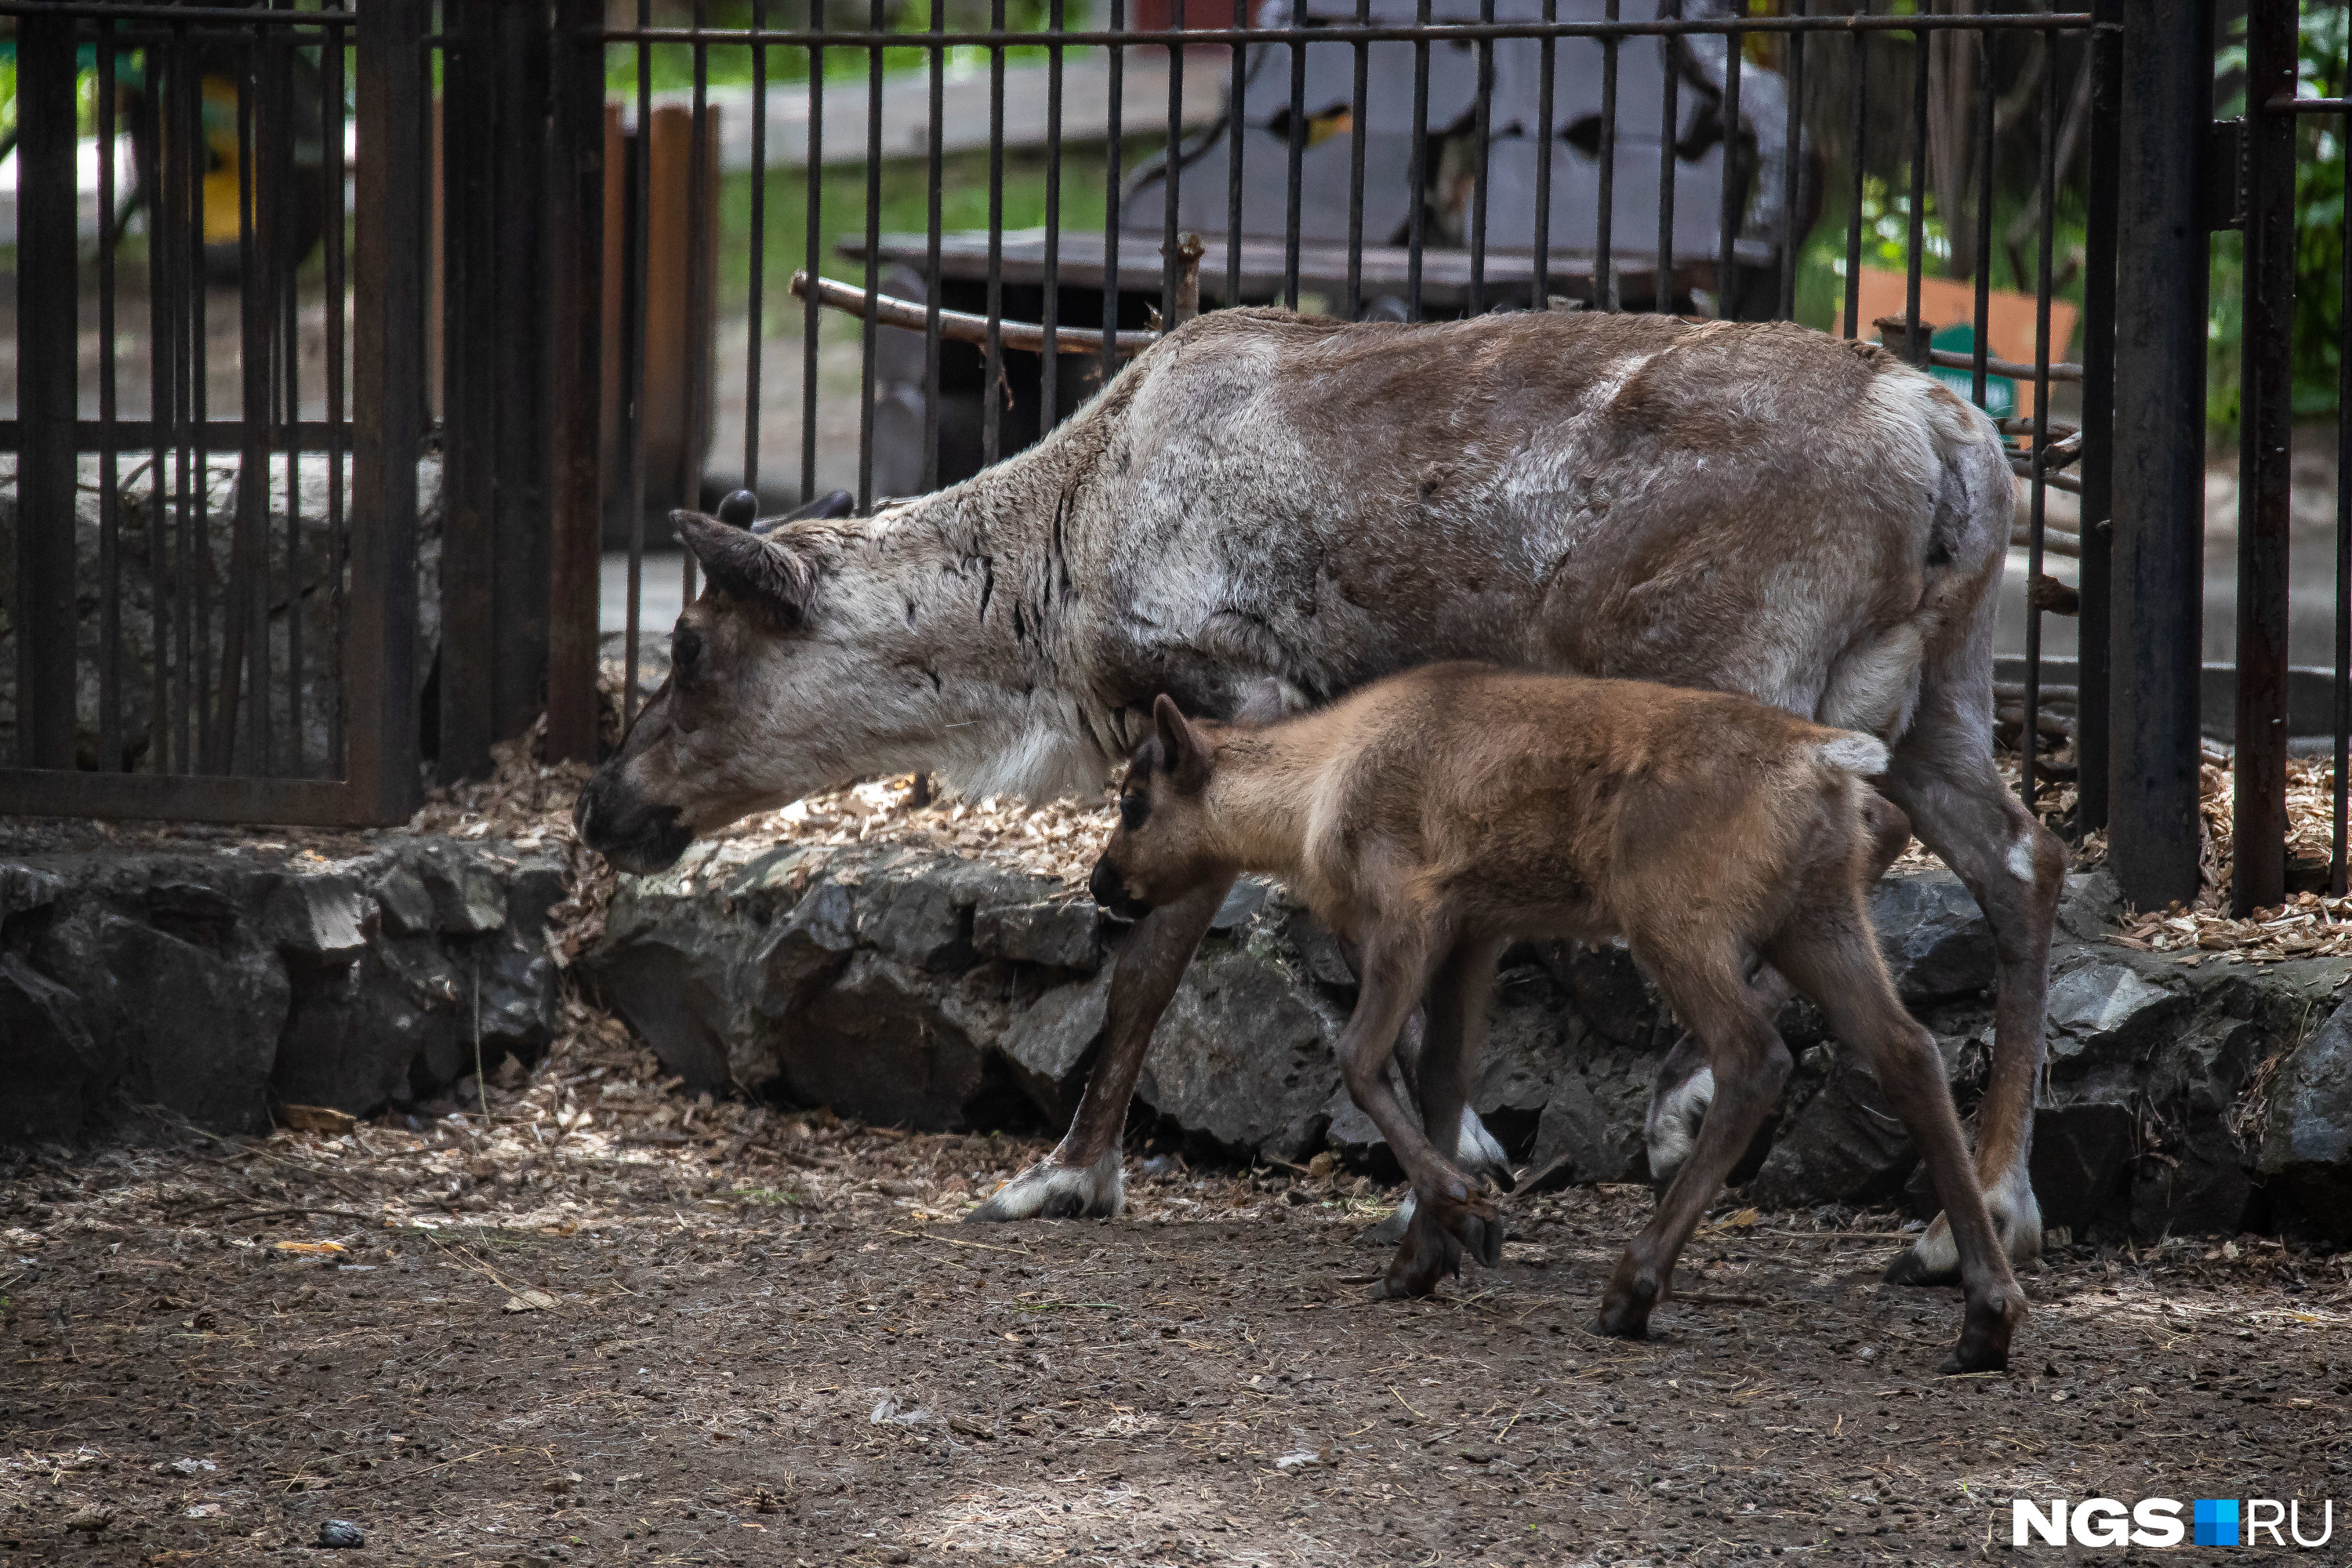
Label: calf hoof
xmin=1595 ymin=1275 xmax=1660 ymax=1341
xmin=1938 ymin=1290 xmax=2027 ymax=1375
xmin=967 ymin=1149 xmax=1125 ymax=1223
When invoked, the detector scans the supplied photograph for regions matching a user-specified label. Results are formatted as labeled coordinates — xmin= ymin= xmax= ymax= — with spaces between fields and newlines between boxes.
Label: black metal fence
xmin=8 ymin=0 xmax=2348 ymax=931
xmin=1 ymin=0 xmax=420 ymax=825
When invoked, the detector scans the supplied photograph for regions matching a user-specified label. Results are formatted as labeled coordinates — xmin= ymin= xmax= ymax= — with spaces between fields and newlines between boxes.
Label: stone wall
xmin=0 ymin=833 xmax=561 ymax=1139
xmin=584 ymin=838 xmax=2352 ymax=1245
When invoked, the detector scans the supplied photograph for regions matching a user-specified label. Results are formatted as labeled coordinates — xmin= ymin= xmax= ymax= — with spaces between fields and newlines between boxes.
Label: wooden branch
xmin=1871 ymin=314 xmax=2084 ymax=383
xmin=2010 ymin=522 xmax=2082 ymax=557
xmin=788 ymin=271 xmax=1160 ymax=358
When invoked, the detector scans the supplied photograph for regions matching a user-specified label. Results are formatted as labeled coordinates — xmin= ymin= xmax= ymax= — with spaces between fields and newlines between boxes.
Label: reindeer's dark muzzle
xmin=1087 ymin=860 xmax=1154 ymax=922
xmin=574 ymin=766 xmax=694 ymax=875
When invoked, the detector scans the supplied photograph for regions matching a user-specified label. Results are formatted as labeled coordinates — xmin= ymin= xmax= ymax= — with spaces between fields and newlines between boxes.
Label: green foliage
xmin=604 ymin=0 xmax=1077 ymax=94
xmin=2209 ymin=5 xmax=2348 ymax=436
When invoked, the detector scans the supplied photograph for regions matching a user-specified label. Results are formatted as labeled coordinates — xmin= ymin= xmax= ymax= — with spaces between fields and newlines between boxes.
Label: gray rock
xmin=773 ymin=953 xmax=1023 ymax=1131
xmin=858 ymin=868 xmax=976 ymax=971
xmin=0 ymin=953 xmax=109 ymax=1140
xmin=1210 ymin=878 xmax=1272 ymax=932
xmin=974 ymin=899 xmax=1100 ymax=971
xmin=2046 ymin=960 xmax=2183 ymax=1058
xmin=419 ymin=849 xmax=509 ymax=935
xmin=1746 ymin=1054 xmax=1918 ymax=1208
xmin=1000 ymin=968 xmax=1112 ymax=1123
xmin=1869 ymin=869 xmax=1994 ymax=1000
xmin=1138 ymin=946 xmax=1343 ymax=1162
xmin=2027 ymin=1102 xmax=2136 ymax=1236
xmin=2257 ymin=1001 xmax=2352 ymax=1242
xmin=262 ymin=874 xmax=370 ymax=961
xmin=98 ymin=913 xmax=289 ymax=1135
xmin=371 ymin=863 xmax=437 ymax=938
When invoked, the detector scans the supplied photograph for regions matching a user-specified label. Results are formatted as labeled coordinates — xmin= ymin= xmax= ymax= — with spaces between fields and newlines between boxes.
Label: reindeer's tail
xmin=1813 ymin=731 xmax=1893 ymax=777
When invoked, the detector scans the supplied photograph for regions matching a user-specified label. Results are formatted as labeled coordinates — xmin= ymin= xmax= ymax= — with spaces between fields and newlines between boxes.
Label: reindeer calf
xmin=1088 ymin=662 xmax=2025 ymax=1373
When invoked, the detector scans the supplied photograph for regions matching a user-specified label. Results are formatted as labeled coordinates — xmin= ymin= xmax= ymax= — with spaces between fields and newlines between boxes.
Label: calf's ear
xmin=673 ymin=510 xmax=818 ymax=627
xmin=1152 ymin=693 xmax=1213 ymax=790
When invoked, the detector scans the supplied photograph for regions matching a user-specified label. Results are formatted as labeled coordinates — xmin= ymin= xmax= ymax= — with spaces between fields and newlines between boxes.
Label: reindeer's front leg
xmin=967 ymin=875 xmax=1234 ymax=1222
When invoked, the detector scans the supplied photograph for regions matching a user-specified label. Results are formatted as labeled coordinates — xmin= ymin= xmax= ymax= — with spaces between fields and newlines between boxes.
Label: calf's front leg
xmin=1384 ymin=937 xmax=1509 ymax=1294
xmin=967 ymin=876 xmax=1233 ymax=1222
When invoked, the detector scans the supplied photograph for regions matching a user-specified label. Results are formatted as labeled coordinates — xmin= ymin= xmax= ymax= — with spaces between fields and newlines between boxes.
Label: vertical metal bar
xmin=549 ymin=0 xmax=608 ymax=765
xmin=189 ymin=29 xmax=213 ymax=771
xmin=2074 ymin=0 xmax=2122 ymax=833
xmin=1654 ymin=0 xmax=1679 ymax=313
xmin=439 ymin=9 xmax=495 ymax=782
xmin=802 ymin=1 xmax=825 ymax=503
xmin=494 ymin=0 xmax=554 ymax=746
xmin=1971 ymin=26 xmax=1992 ymax=403
xmin=629 ymin=0 xmax=655 ymax=726
xmin=1347 ymin=0 xmax=1370 ymax=316
xmin=324 ymin=17 xmax=348 ymax=775
xmin=1162 ymin=0 xmax=1189 ymax=319
xmin=2107 ymin=0 xmax=2212 ymax=908
xmin=1774 ymin=0 xmax=1801 ymax=322
xmin=1468 ymin=0 xmax=1494 ymax=314
xmin=217 ymin=21 xmax=272 ymax=774
xmin=2336 ymin=96 xmax=2352 ymax=894
xmin=349 ymin=0 xmax=427 ymax=822
xmin=1227 ymin=0 xmax=1246 ymax=303
xmin=685 ymin=1 xmax=711 ymax=595
xmin=1596 ymin=0 xmax=1618 ymax=310
xmin=859 ymin=0 xmax=885 ymax=506
xmin=1900 ymin=3 xmax=1926 ymax=359
xmin=927 ymin=0 xmax=948 ymax=488
xmin=1841 ymin=0 xmax=1866 ymax=336
xmin=748 ymin=0 xmax=771 ymax=497
xmin=1406 ymin=0 xmax=1430 ymax=318
xmin=99 ymin=24 xmax=124 ymax=772
xmin=2021 ymin=22 xmax=2057 ymax=815
xmin=1532 ymin=0 xmax=1555 ymax=307
xmin=15 ymin=9 xmax=78 ymax=770
xmin=1105 ymin=0 xmax=1127 ymax=382
xmin=162 ymin=27 xmax=194 ymax=775
xmin=276 ymin=16 xmax=303 ymax=775
xmin=2234 ymin=0 xmax=2296 ymax=915
xmin=1284 ymin=0 xmax=1308 ymax=308
xmin=1041 ymin=0 xmax=1066 ymax=426
xmin=1715 ymin=14 xmax=1742 ymax=319
xmin=985 ymin=0 xmax=1007 ymax=464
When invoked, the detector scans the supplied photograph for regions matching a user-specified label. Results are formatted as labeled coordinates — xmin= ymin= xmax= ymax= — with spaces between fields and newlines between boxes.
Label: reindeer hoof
xmin=966 ymin=1151 xmax=1125 ymax=1223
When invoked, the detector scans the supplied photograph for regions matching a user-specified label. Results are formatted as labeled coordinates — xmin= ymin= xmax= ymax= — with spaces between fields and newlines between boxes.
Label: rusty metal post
xmin=14 ymin=10 xmax=78 ymax=770
xmin=439 ymin=4 xmax=498 ymax=782
xmin=547 ymin=0 xmax=608 ymax=764
xmin=348 ymin=0 xmax=429 ymax=822
xmin=2074 ymin=0 xmax=2123 ymax=833
xmin=492 ymin=0 xmax=554 ymax=748
xmin=2107 ymin=0 xmax=2213 ymax=909
xmin=2232 ymin=0 xmax=2297 ymax=914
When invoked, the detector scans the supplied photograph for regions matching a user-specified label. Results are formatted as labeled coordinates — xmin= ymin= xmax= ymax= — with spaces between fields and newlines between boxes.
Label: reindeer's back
xmin=1087 ymin=310 xmax=2006 ymax=742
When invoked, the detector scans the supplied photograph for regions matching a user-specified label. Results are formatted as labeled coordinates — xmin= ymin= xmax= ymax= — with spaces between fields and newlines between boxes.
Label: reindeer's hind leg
xmin=1598 ymin=941 xmax=1791 ymax=1341
xmin=1878 ymin=690 xmax=2062 ymax=1284
xmin=1384 ymin=936 xmax=1509 ymax=1295
xmin=968 ymin=875 xmax=1233 ymax=1222
xmin=1765 ymin=897 xmax=2025 ymax=1373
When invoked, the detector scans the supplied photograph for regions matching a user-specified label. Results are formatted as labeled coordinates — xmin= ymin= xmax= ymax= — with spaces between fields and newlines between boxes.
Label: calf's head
xmin=1088 ymin=695 xmax=1232 ymax=918
xmin=574 ymin=509 xmax=870 ymax=874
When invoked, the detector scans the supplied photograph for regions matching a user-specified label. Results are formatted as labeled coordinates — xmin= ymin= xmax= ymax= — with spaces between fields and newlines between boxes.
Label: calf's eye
xmin=672 ymin=627 xmax=703 ymax=673
xmin=1119 ymin=793 xmax=1149 ymax=829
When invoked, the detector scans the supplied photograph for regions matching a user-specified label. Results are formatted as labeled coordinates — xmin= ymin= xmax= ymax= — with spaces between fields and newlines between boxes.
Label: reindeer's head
xmin=1087 ymin=694 xmax=1240 ymax=919
xmin=573 ymin=498 xmax=893 ymax=874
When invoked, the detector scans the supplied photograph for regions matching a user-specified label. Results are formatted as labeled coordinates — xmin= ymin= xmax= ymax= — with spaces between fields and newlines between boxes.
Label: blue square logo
xmin=2195 ymin=1499 xmax=2241 ymax=1547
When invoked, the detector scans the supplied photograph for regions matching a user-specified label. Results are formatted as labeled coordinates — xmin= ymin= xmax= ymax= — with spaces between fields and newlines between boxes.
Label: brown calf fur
xmin=1088 ymin=663 xmax=2025 ymax=1374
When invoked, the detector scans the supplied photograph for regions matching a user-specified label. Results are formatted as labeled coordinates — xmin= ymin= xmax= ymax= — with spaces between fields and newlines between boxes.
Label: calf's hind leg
xmin=1598 ymin=946 xmax=1791 ymax=1341
xmin=1765 ymin=909 xmax=2025 ymax=1373
xmin=1383 ymin=937 xmax=1509 ymax=1296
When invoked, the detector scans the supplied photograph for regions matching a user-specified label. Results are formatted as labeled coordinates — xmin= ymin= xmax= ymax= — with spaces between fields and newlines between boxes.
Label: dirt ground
xmin=5 ymin=1057 xmax=2350 ymax=1568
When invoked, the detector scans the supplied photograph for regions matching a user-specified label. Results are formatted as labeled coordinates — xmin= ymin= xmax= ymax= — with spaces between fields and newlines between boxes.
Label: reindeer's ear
xmin=674 ymin=510 xmax=818 ymax=627
xmin=1232 ymin=677 xmax=1287 ymax=726
xmin=1152 ymin=693 xmax=1212 ymax=790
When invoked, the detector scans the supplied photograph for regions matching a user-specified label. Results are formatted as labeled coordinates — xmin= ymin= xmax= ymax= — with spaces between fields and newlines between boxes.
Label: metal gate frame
xmin=0 ymin=0 xmax=424 ymax=827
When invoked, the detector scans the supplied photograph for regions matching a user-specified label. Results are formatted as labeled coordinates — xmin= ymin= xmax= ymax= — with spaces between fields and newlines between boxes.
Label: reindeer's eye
xmin=1119 ymin=792 xmax=1149 ymax=830
xmin=671 ymin=627 xmax=702 ymax=675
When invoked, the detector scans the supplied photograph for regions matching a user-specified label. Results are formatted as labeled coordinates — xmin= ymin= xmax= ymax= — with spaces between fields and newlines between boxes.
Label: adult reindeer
xmin=573 ymin=307 xmax=2062 ymax=1285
